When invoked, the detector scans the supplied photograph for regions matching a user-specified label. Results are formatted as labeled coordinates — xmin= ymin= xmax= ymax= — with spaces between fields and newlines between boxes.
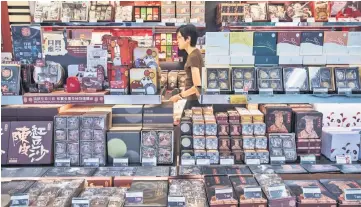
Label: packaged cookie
xmin=230 ymin=124 xmax=241 ymax=136
xmin=207 ymin=150 xmax=220 ymax=164
xmin=80 ymin=129 xmax=92 ymax=141
xmin=206 ymin=136 xmax=218 ymax=150
xmin=180 ymin=118 xmax=192 ymax=135
xmin=231 ymin=138 xmax=242 ymax=150
xmin=218 ymin=138 xmax=231 ymax=151
xmin=232 ymin=67 xmax=257 ymax=92
xmin=67 ymin=129 xmax=79 ymax=142
xmin=283 ymin=148 xmax=297 ymax=161
xmin=181 ymin=136 xmax=193 ymax=150
xmin=253 ymin=123 xmax=266 ymax=136
xmin=67 ymin=116 xmax=79 ymax=129
xmin=205 ymin=122 xmax=217 ymax=136
xmin=158 ymin=147 xmax=172 ymax=164
xmin=158 ymin=131 xmax=172 ymax=147
xmin=267 ymin=3 xmax=287 ymax=20
xmin=67 ymin=143 xmax=79 ymax=155
xmin=194 ymin=150 xmax=207 ymax=158
xmin=93 ymin=130 xmax=105 ymax=141
xmin=257 ymin=150 xmax=270 ymax=164
xmin=55 ymin=129 xmax=67 ymax=141
xmin=94 ymin=142 xmax=105 ymax=154
xmin=244 ymin=2 xmax=267 ymax=21
xmin=54 ymin=116 xmax=67 ymax=129
xmin=270 ymin=148 xmax=283 ymax=157
xmin=257 ymin=67 xmax=283 ymax=92
xmin=193 ymin=122 xmax=205 ymax=136
xmin=283 ymin=67 xmax=309 ymax=92
xmin=255 ymin=136 xmax=268 ymax=150
xmin=218 ymin=123 xmax=230 ymax=136
xmin=142 ymin=131 xmax=157 ymax=146
xmin=194 ymin=136 xmax=206 ymax=150
xmin=241 ymin=123 xmax=253 ymax=136
xmin=55 ymin=142 xmax=66 ymax=154
xmin=308 ymin=67 xmax=335 ymax=92
xmin=242 ymin=136 xmax=256 ymax=150
xmin=141 ymin=147 xmax=157 ymax=158
xmin=80 ymin=141 xmax=93 ymax=154
xmin=181 ymin=150 xmax=194 ymax=158
xmin=215 ymin=112 xmax=229 ymax=123
xmin=334 ymin=67 xmax=360 ymax=92
xmin=81 ymin=117 xmax=94 ymax=129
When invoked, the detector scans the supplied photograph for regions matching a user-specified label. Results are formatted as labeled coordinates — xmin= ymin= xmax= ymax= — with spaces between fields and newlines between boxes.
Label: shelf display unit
xmin=1 ymin=1 xmax=361 ymax=207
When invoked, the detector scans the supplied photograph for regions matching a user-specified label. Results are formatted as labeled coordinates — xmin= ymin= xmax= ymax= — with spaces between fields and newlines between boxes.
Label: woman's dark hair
xmin=176 ymin=24 xmax=198 ymax=47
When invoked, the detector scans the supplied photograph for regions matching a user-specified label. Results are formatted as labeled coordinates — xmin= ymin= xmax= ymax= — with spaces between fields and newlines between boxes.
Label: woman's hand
xmin=169 ymin=94 xmax=182 ymax=103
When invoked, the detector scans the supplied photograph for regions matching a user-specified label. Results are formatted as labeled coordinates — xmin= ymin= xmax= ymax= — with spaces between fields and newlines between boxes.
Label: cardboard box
xmin=300 ymin=32 xmax=324 ymax=56
xmin=308 ymin=67 xmax=335 ymax=92
xmin=321 ymin=130 xmax=360 ymax=161
xmin=107 ymin=127 xmax=142 ymax=164
xmin=260 ymin=105 xmax=292 ymax=133
xmin=129 ymin=68 xmax=158 ymax=95
xmin=277 ymin=32 xmax=301 ymax=56
xmin=320 ymin=179 xmax=361 ymax=206
xmin=205 ymin=32 xmax=230 ymax=56
xmin=323 ymin=31 xmax=348 ymax=55
xmin=230 ymin=32 xmax=254 ymax=56
xmin=347 ymin=32 xmax=361 ymax=55
xmin=294 ymin=111 xmax=323 ymax=139
xmin=230 ymin=176 xmax=267 ymax=207
xmin=204 ymin=175 xmax=239 ymax=207
xmin=253 ymin=32 xmax=277 ymax=56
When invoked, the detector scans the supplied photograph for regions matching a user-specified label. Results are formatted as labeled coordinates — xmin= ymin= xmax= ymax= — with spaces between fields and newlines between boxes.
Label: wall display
xmin=1 ymin=64 xmax=21 ymax=95
xmin=285 ymin=2 xmax=312 ymax=21
xmin=206 ymin=68 xmax=231 ymax=91
xmin=277 ymin=32 xmax=301 ymax=56
xmin=1 ymin=122 xmax=10 ymax=164
xmin=257 ymin=67 xmax=283 ymax=92
xmin=300 ymin=32 xmax=324 ymax=55
xmin=169 ymin=179 xmax=208 ymax=206
xmin=320 ymin=179 xmax=361 ymax=206
xmin=308 ymin=67 xmax=335 ymax=92
xmin=294 ymin=111 xmax=323 ymax=139
xmin=129 ymin=68 xmax=157 ymax=95
xmin=269 ymin=133 xmax=297 ymax=161
xmin=114 ymin=3 xmax=133 ymax=22
xmin=268 ymin=3 xmax=287 ymax=20
xmin=7 ymin=121 xmax=53 ymax=165
xmin=232 ymin=67 xmax=256 ymax=92
xmin=312 ymin=1 xmax=331 ymax=21
xmin=43 ymin=31 xmax=68 ymax=56
xmin=285 ymin=180 xmax=337 ymax=206
xmin=34 ymin=1 xmax=62 ymax=22
xmin=107 ymin=127 xmax=141 ymax=164
xmin=334 ymin=67 xmax=361 ymax=91
xmin=88 ymin=1 xmax=113 ymax=21
xmin=140 ymin=129 xmax=174 ymax=164
xmin=283 ymin=67 xmax=309 ymax=92
xmin=125 ymin=180 xmax=168 ymax=207
xmin=253 ymin=32 xmax=277 ymax=56
xmin=244 ymin=3 xmax=267 ymax=21
xmin=61 ymin=1 xmax=89 ymax=22
xmin=11 ymin=26 xmax=42 ymax=64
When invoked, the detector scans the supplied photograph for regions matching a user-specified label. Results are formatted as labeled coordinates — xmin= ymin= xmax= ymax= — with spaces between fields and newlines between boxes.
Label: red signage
xmin=23 ymin=95 xmax=104 ymax=104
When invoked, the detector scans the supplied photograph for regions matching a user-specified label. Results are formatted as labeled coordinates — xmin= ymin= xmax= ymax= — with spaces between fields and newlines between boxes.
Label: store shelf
xmin=1 ymin=95 xmax=23 ymax=105
xmin=200 ymin=94 xmax=361 ymax=104
xmin=2 ymin=94 xmax=162 ymax=105
xmin=104 ymin=95 xmax=161 ymax=104
xmin=38 ymin=22 xmax=206 ymax=29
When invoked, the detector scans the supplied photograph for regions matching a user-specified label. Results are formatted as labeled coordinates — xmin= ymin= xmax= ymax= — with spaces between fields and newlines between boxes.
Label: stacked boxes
xmin=161 ymin=1 xmax=175 ymax=22
xmin=176 ymin=1 xmax=190 ymax=23
xmin=155 ymin=33 xmax=178 ymax=61
xmin=190 ymin=1 xmax=205 ymax=24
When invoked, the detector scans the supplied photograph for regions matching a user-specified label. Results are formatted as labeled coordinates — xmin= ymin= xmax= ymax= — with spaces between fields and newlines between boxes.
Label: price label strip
xmin=126 ymin=192 xmax=144 ymax=204
xmin=245 ymin=156 xmax=260 ymax=165
xmin=113 ymin=157 xmax=129 ymax=167
xmin=285 ymin=88 xmax=300 ymax=94
xmin=270 ymin=156 xmax=286 ymax=165
xmin=220 ymin=156 xmax=235 ymax=165
xmin=303 ymin=187 xmax=322 ymax=199
xmin=181 ymin=157 xmax=195 ymax=166
xmin=336 ymin=155 xmax=352 ymax=164
xmin=301 ymin=154 xmax=316 ymax=164
xmin=196 ymin=156 xmax=210 ymax=166
xmin=72 ymin=198 xmax=90 ymax=207
xmin=244 ymin=187 xmax=262 ymax=199
xmin=344 ymin=189 xmax=361 ymax=201
xmin=313 ymin=87 xmax=328 ymax=95
xmin=259 ymin=88 xmax=273 ymax=96
xmin=268 ymin=185 xmax=287 ymax=199
xmin=142 ymin=157 xmax=157 ymax=166
xmin=168 ymin=197 xmax=186 ymax=207
xmin=55 ymin=158 xmax=71 ymax=167
xmin=215 ymin=188 xmax=233 ymax=200
xmin=83 ymin=158 xmax=99 ymax=167
xmin=10 ymin=193 xmax=29 ymax=207
xmin=338 ymin=87 xmax=352 ymax=95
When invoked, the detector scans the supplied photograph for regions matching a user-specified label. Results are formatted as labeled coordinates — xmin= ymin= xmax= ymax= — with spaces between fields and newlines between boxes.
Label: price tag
xmin=285 ymin=88 xmax=300 ymax=94
xmin=338 ymin=88 xmax=352 ymax=95
xmin=268 ymin=185 xmax=287 ymax=199
xmin=113 ymin=157 xmax=128 ymax=167
xmin=245 ymin=18 xmax=253 ymax=22
xmin=89 ymin=18 xmax=97 ymax=23
xmin=259 ymin=88 xmax=273 ymax=95
xmin=196 ymin=156 xmax=210 ymax=165
xmin=55 ymin=158 xmax=71 ymax=167
xmin=215 ymin=188 xmax=233 ymax=200
xmin=220 ymin=156 xmax=235 ymax=165
xmin=301 ymin=154 xmax=316 ymax=164
xmin=307 ymin=17 xmax=315 ymax=22
xmin=205 ymin=88 xmax=220 ymax=95
xmin=293 ymin=17 xmax=301 ymax=23
xmin=126 ymin=192 xmax=144 ymax=204
xmin=270 ymin=156 xmax=286 ymax=165
xmin=83 ymin=158 xmax=99 ymax=167
xmin=244 ymin=187 xmax=262 ymax=199
xmin=344 ymin=189 xmax=361 ymax=201
xmin=230 ymin=95 xmax=248 ymax=104
xmin=168 ymin=197 xmax=186 ymax=207
xmin=313 ymin=87 xmax=328 ymax=95
xmin=328 ymin=17 xmax=337 ymax=22
xmin=302 ymin=187 xmax=322 ymax=199
xmin=271 ymin=18 xmax=279 ymax=22
xmin=132 ymin=88 xmax=146 ymax=94
xmin=234 ymin=88 xmax=248 ymax=95
xmin=115 ymin=19 xmax=123 ymax=23
xmin=72 ymin=198 xmax=89 ymax=207
xmin=10 ymin=193 xmax=29 ymax=207
xmin=61 ymin=17 xmax=70 ymax=22
xmin=246 ymin=158 xmax=260 ymax=165
xmin=142 ymin=157 xmax=157 ymax=166
xmin=181 ymin=157 xmax=195 ymax=166
xmin=136 ymin=19 xmax=144 ymax=23
xmin=190 ymin=18 xmax=198 ymax=23
xmin=336 ymin=155 xmax=352 ymax=164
